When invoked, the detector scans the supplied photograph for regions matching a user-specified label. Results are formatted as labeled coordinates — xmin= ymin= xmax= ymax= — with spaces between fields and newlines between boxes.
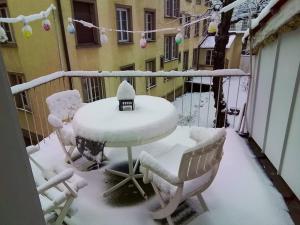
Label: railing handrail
xmin=11 ymin=69 xmax=249 ymax=95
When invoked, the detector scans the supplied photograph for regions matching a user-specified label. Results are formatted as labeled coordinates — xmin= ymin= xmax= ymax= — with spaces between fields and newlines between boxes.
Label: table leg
xmin=103 ymin=146 xmax=147 ymax=199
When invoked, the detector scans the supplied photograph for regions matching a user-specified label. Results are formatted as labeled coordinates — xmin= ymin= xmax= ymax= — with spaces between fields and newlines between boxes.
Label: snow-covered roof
xmin=200 ymin=35 xmax=236 ymax=49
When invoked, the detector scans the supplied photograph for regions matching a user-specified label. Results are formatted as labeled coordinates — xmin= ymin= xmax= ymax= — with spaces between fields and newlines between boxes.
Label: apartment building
xmin=0 ymin=0 xmax=209 ymax=142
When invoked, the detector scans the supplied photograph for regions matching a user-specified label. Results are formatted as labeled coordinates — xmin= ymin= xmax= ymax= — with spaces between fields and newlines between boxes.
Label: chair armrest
xmin=139 ymin=151 xmax=181 ymax=186
xmin=26 ymin=145 xmax=40 ymax=155
xmin=48 ymin=114 xmax=63 ymax=129
xmin=37 ymin=168 xmax=74 ymax=194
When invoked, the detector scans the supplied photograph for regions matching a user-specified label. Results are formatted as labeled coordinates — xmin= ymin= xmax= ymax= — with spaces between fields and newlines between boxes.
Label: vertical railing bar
xmin=44 ymin=82 xmax=51 ymax=137
xmin=189 ymin=77 xmax=193 ymax=127
xmin=26 ymin=90 xmax=40 ymax=145
xmin=206 ymin=76 xmax=212 ymax=127
xmin=224 ymin=76 xmax=231 ymax=128
xmin=215 ymin=77 xmax=221 ymax=128
xmin=147 ymin=77 xmax=151 ymax=96
xmin=98 ymin=76 xmax=101 ymax=100
xmin=173 ymin=78 xmax=176 ymax=102
xmin=63 ymin=76 xmax=66 ymax=90
xmin=21 ymin=91 xmax=33 ymax=146
xmin=34 ymin=88 xmax=45 ymax=141
xmin=182 ymin=77 xmax=185 ymax=116
xmin=197 ymin=77 xmax=203 ymax=127
xmin=92 ymin=77 xmax=97 ymax=101
xmin=100 ymin=77 xmax=104 ymax=99
xmin=233 ymin=76 xmax=241 ymax=128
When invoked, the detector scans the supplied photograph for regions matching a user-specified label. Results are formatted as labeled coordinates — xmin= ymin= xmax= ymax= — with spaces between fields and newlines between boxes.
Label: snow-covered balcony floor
xmin=32 ymin=127 xmax=294 ymax=225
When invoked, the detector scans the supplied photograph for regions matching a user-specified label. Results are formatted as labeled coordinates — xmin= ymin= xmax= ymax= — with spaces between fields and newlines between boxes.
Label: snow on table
xmin=72 ymin=95 xmax=178 ymax=147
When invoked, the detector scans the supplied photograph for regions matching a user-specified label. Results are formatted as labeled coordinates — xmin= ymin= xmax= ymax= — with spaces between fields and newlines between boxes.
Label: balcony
xmin=2 ymin=69 xmax=296 ymax=225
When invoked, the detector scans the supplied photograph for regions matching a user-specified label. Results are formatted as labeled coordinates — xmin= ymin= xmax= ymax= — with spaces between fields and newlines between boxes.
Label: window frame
xmin=164 ymin=0 xmax=180 ymax=18
xmin=183 ymin=50 xmax=189 ymax=71
xmin=0 ymin=3 xmax=16 ymax=45
xmin=205 ymin=49 xmax=214 ymax=66
xmin=116 ymin=4 xmax=133 ymax=44
xmin=164 ymin=35 xmax=178 ymax=62
xmin=71 ymin=0 xmax=100 ymax=48
xmin=192 ymin=48 xmax=199 ymax=68
xmin=194 ymin=18 xmax=200 ymax=37
xmin=120 ymin=64 xmax=136 ymax=89
xmin=145 ymin=58 xmax=156 ymax=89
xmin=8 ymin=72 xmax=31 ymax=112
xmin=144 ymin=9 xmax=156 ymax=42
xmin=184 ymin=15 xmax=191 ymax=39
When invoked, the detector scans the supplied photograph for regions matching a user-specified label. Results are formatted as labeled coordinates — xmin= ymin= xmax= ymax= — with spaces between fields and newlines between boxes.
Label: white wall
xmin=251 ymin=40 xmax=278 ymax=148
xmin=250 ymin=27 xmax=300 ymax=198
xmin=281 ymin=80 xmax=300 ymax=199
xmin=264 ymin=29 xmax=300 ymax=169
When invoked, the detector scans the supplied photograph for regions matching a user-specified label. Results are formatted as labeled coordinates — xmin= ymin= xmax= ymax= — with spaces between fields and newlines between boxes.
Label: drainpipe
xmin=55 ymin=0 xmax=73 ymax=89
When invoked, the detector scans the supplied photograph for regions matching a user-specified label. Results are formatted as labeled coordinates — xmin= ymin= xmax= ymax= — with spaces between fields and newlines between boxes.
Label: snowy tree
xmin=210 ymin=0 xmax=270 ymax=127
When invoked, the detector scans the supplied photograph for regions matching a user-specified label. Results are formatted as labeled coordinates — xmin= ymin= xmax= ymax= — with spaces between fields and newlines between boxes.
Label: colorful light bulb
xmin=100 ymin=30 xmax=108 ymax=45
xmin=0 ymin=26 xmax=8 ymax=42
xmin=208 ymin=21 xmax=217 ymax=34
xmin=175 ymin=32 xmax=183 ymax=45
xmin=139 ymin=33 xmax=147 ymax=48
xmin=67 ymin=22 xmax=75 ymax=34
xmin=22 ymin=24 xmax=32 ymax=38
xmin=42 ymin=19 xmax=51 ymax=31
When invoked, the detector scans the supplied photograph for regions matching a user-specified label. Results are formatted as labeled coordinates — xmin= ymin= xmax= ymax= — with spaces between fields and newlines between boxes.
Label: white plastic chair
xmin=26 ymin=145 xmax=87 ymax=225
xmin=139 ymin=127 xmax=226 ymax=225
xmin=46 ymin=90 xmax=84 ymax=165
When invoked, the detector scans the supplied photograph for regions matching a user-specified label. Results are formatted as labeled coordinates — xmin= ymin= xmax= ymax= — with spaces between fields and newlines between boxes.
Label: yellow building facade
xmin=1 ymin=0 xmax=210 ymax=142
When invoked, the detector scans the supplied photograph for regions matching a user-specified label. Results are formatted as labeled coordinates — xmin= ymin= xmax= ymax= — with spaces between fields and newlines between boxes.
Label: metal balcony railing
xmin=10 ymin=69 xmax=249 ymax=146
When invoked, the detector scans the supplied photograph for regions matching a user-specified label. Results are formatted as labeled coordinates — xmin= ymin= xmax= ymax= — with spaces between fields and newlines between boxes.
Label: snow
xmin=116 ymin=80 xmax=135 ymax=100
xmin=72 ymin=96 xmax=178 ymax=147
xmin=11 ymin=69 xmax=248 ymax=94
xmin=173 ymin=77 xmax=249 ymax=129
xmin=31 ymin=127 xmax=294 ymax=225
xmin=48 ymin=114 xmax=63 ymax=129
xmin=190 ymin=127 xmax=225 ymax=144
xmin=200 ymin=35 xmax=236 ymax=49
xmin=220 ymin=0 xmax=248 ymax=13
xmin=46 ymin=90 xmax=82 ymax=121
xmin=0 ymin=4 xmax=56 ymax=24
xmin=242 ymin=0 xmax=280 ymax=42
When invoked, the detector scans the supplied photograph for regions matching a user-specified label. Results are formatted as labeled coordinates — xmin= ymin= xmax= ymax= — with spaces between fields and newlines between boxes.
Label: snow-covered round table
xmin=72 ymin=95 xmax=178 ymax=197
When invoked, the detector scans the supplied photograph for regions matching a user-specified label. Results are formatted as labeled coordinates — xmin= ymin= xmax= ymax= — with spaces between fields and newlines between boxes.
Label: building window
xmin=144 ymin=10 xmax=156 ymax=41
xmin=205 ymin=49 xmax=214 ymax=66
xmin=241 ymin=19 xmax=248 ymax=31
xmin=192 ymin=48 xmax=199 ymax=68
xmin=0 ymin=4 xmax=15 ymax=43
xmin=202 ymin=19 xmax=208 ymax=36
xmin=145 ymin=59 xmax=156 ymax=89
xmin=183 ymin=51 xmax=189 ymax=71
xmin=82 ymin=77 xmax=105 ymax=103
xmin=196 ymin=0 xmax=201 ymax=4
xmin=204 ymin=0 xmax=211 ymax=7
xmin=72 ymin=0 xmax=99 ymax=46
xmin=120 ymin=64 xmax=135 ymax=89
xmin=164 ymin=0 xmax=180 ymax=18
xmin=116 ymin=5 xmax=133 ymax=43
xmin=194 ymin=19 xmax=200 ymax=37
xmin=184 ymin=15 xmax=191 ymax=39
xmin=164 ymin=35 xmax=178 ymax=61
xmin=8 ymin=73 xmax=30 ymax=110
xmin=160 ymin=55 xmax=164 ymax=69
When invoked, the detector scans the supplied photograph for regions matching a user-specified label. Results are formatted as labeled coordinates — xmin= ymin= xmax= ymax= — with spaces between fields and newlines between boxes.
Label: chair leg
xmin=197 ymin=193 xmax=208 ymax=212
xmin=54 ymin=197 xmax=74 ymax=225
xmin=151 ymin=183 xmax=174 ymax=225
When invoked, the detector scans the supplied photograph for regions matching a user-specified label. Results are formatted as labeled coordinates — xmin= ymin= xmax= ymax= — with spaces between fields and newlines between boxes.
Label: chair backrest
xmin=46 ymin=90 xmax=82 ymax=121
xmin=178 ymin=128 xmax=226 ymax=181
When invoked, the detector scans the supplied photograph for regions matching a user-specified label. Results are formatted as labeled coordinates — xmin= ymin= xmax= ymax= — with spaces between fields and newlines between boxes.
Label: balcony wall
xmin=250 ymin=27 xmax=300 ymax=198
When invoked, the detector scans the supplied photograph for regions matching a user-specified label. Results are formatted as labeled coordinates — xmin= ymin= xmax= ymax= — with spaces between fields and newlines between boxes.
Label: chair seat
xmin=60 ymin=122 xmax=76 ymax=146
xmin=147 ymin=143 xmax=213 ymax=197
